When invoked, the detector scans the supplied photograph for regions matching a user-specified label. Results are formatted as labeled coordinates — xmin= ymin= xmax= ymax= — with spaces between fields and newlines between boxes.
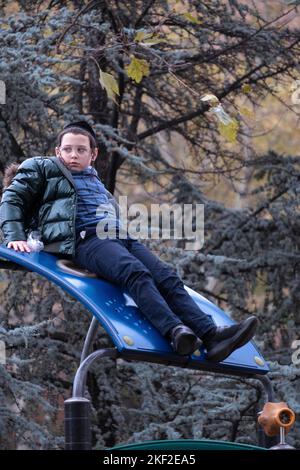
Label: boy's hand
xmin=7 ymin=241 xmax=31 ymax=252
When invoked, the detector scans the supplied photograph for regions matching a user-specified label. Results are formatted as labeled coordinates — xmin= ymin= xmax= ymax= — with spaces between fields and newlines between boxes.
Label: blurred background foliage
xmin=0 ymin=0 xmax=299 ymax=449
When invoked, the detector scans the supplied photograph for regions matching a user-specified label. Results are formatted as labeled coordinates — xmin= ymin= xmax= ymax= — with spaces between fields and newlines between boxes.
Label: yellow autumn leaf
xmin=239 ymin=106 xmax=255 ymax=119
xmin=164 ymin=31 xmax=180 ymax=45
xmin=135 ymin=31 xmax=152 ymax=42
xmin=91 ymin=57 xmax=119 ymax=103
xmin=141 ymin=37 xmax=163 ymax=46
xmin=182 ymin=12 xmax=202 ymax=24
xmin=99 ymin=69 xmax=119 ymax=103
xmin=242 ymin=84 xmax=252 ymax=93
xmin=218 ymin=119 xmax=239 ymax=143
xmin=135 ymin=31 xmax=163 ymax=46
xmin=125 ymin=57 xmax=150 ymax=83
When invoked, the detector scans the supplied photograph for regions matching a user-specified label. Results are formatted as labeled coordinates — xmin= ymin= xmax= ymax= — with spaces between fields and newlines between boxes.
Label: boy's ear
xmin=91 ymin=148 xmax=98 ymax=161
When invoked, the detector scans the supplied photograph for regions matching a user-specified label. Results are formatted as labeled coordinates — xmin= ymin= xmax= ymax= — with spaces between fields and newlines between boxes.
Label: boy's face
xmin=55 ymin=133 xmax=98 ymax=171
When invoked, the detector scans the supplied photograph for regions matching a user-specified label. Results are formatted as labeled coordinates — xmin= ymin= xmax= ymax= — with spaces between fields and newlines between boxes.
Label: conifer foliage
xmin=0 ymin=0 xmax=299 ymax=449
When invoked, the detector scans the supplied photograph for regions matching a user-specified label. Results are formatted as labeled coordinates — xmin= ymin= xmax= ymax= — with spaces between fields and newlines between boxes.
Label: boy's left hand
xmin=7 ymin=241 xmax=31 ymax=252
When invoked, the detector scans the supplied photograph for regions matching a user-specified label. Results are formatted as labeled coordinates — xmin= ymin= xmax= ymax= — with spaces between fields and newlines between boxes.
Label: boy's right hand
xmin=7 ymin=241 xmax=31 ymax=252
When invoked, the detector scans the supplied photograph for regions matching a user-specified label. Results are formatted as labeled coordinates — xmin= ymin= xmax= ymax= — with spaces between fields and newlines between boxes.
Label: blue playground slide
xmin=0 ymin=244 xmax=268 ymax=376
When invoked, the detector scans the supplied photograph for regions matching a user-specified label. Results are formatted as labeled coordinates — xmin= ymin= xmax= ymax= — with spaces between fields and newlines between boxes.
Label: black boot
xmin=170 ymin=324 xmax=202 ymax=356
xmin=203 ymin=316 xmax=258 ymax=362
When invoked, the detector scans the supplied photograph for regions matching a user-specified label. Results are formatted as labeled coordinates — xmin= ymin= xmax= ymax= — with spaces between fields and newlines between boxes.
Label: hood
xmin=2 ymin=162 xmax=20 ymax=191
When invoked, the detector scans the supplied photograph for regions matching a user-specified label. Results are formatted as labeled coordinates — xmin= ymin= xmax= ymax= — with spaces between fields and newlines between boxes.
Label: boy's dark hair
xmin=57 ymin=122 xmax=98 ymax=150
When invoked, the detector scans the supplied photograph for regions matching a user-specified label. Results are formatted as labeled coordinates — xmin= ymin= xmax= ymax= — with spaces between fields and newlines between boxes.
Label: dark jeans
xmin=72 ymin=226 xmax=215 ymax=338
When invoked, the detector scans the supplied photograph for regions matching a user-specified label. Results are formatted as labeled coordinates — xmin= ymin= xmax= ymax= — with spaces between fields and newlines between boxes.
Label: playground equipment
xmin=258 ymin=402 xmax=296 ymax=450
xmin=0 ymin=245 xmax=296 ymax=450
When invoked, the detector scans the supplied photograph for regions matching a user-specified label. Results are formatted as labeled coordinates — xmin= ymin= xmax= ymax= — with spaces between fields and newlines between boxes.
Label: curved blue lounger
xmin=0 ymin=244 xmax=268 ymax=376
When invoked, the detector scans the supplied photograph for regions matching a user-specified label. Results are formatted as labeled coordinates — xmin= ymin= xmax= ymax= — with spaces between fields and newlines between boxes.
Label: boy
xmin=0 ymin=121 xmax=258 ymax=361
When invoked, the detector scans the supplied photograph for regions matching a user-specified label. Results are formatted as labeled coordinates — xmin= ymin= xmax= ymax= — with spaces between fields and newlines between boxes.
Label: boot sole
xmin=206 ymin=317 xmax=258 ymax=362
xmin=172 ymin=333 xmax=202 ymax=356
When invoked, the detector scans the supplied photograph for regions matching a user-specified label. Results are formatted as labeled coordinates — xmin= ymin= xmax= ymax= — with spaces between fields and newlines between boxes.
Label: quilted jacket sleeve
xmin=0 ymin=158 xmax=44 ymax=244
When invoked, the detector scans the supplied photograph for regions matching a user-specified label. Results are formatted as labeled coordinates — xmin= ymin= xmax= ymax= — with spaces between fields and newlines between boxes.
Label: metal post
xmin=65 ymin=397 xmax=91 ymax=450
xmin=253 ymin=374 xmax=274 ymax=402
xmin=64 ymin=348 xmax=118 ymax=450
xmin=253 ymin=374 xmax=277 ymax=448
xmin=80 ymin=317 xmax=99 ymax=363
xmin=269 ymin=427 xmax=296 ymax=450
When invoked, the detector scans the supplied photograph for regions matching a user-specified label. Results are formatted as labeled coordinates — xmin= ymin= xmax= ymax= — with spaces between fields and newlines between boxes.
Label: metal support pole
xmin=80 ymin=317 xmax=99 ymax=363
xmin=253 ymin=374 xmax=274 ymax=402
xmin=65 ymin=397 xmax=91 ymax=450
xmin=73 ymin=348 xmax=118 ymax=398
xmin=253 ymin=374 xmax=277 ymax=448
xmin=64 ymin=348 xmax=118 ymax=450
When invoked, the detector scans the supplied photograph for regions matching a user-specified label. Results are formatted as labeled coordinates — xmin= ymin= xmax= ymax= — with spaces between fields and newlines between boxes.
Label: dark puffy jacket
xmin=0 ymin=156 xmax=116 ymax=257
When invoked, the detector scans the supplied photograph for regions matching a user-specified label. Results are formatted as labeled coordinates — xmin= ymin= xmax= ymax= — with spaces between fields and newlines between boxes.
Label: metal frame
xmin=64 ymin=318 xmax=275 ymax=450
xmin=0 ymin=254 xmax=275 ymax=450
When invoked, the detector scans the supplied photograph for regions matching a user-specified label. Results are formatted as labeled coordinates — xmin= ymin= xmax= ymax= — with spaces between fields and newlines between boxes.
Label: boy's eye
xmin=61 ymin=147 xmax=87 ymax=153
